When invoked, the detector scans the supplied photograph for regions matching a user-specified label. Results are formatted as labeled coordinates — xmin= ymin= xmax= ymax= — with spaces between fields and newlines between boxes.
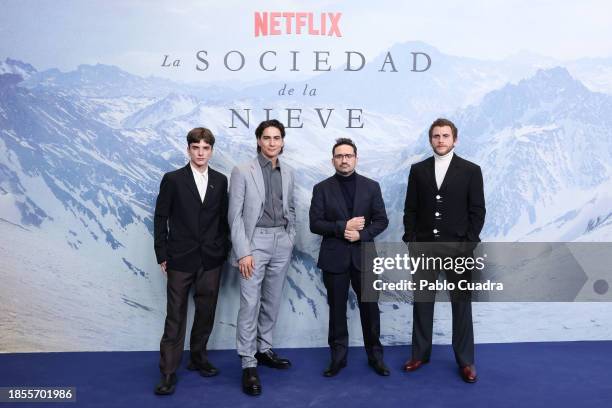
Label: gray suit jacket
xmin=228 ymin=157 xmax=296 ymax=265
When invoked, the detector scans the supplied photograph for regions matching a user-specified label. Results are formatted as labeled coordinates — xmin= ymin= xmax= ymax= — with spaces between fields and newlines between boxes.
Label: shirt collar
xmin=434 ymin=149 xmax=454 ymax=162
xmin=258 ymin=153 xmax=280 ymax=169
xmin=334 ymin=170 xmax=357 ymax=181
xmin=190 ymin=163 xmax=209 ymax=178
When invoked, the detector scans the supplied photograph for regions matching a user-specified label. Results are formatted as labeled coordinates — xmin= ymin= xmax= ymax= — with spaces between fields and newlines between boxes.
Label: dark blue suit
xmin=310 ymin=172 xmax=388 ymax=363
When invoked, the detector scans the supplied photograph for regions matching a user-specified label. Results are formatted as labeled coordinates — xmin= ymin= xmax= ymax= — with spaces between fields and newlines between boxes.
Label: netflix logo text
xmin=254 ymin=12 xmax=342 ymax=37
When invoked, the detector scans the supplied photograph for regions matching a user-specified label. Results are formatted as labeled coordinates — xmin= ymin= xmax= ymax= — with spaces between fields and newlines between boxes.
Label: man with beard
xmin=310 ymin=138 xmax=390 ymax=378
xmin=402 ymin=118 xmax=486 ymax=383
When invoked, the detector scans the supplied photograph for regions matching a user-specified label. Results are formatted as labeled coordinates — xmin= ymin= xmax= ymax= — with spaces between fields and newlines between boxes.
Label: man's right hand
xmin=160 ymin=261 xmax=167 ymax=274
xmin=346 ymin=216 xmax=365 ymax=231
xmin=239 ymin=255 xmax=255 ymax=279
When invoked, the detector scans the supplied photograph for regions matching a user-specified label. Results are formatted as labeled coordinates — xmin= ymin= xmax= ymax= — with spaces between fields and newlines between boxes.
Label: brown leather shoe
xmin=403 ymin=358 xmax=429 ymax=372
xmin=459 ymin=364 xmax=477 ymax=383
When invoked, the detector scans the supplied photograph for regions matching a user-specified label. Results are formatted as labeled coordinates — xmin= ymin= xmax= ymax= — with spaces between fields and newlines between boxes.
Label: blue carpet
xmin=1 ymin=342 xmax=611 ymax=408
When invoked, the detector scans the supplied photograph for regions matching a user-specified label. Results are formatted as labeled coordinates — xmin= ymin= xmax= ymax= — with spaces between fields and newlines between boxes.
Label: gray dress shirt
xmin=256 ymin=154 xmax=287 ymax=227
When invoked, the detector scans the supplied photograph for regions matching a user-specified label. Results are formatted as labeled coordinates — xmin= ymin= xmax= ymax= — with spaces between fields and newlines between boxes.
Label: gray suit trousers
xmin=236 ymin=227 xmax=293 ymax=368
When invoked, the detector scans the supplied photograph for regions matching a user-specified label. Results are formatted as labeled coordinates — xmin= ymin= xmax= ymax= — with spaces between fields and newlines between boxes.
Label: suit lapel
xmin=330 ymin=176 xmax=349 ymax=219
xmin=250 ymin=158 xmax=265 ymax=202
xmin=280 ymin=161 xmax=289 ymax=213
xmin=183 ymin=164 xmax=202 ymax=203
xmin=425 ymin=156 xmax=439 ymax=192
xmin=439 ymin=153 xmax=460 ymax=193
xmin=201 ymin=167 xmax=215 ymax=208
xmin=352 ymin=173 xmax=363 ymax=217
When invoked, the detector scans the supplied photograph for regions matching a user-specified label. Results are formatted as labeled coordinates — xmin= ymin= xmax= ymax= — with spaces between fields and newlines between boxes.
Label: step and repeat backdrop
xmin=1 ymin=1 xmax=612 ymax=352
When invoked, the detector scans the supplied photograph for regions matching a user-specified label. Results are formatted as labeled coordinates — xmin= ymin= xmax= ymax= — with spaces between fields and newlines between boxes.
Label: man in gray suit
xmin=229 ymin=119 xmax=296 ymax=396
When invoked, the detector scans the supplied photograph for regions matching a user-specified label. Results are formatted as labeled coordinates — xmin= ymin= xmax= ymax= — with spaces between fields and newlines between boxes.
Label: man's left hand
xmin=344 ymin=229 xmax=360 ymax=242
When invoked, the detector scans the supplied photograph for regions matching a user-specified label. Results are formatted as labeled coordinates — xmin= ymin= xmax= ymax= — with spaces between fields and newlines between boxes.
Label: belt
xmin=254 ymin=226 xmax=286 ymax=233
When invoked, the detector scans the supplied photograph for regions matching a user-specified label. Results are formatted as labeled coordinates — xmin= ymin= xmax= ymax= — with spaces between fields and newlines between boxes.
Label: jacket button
xmin=436 ymin=195 xmax=441 ymax=200
xmin=433 ymin=229 xmax=438 ymax=234
xmin=435 ymin=212 xmax=440 ymax=217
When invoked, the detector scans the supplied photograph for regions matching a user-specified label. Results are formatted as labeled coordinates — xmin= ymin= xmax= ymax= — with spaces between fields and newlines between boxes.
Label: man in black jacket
xmin=310 ymin=138 xmax=390 ymax=378
xmin=153 ymin=127 xmax=230 ymax=395
xmin=402 ymin=118 xmax=486 ymax=383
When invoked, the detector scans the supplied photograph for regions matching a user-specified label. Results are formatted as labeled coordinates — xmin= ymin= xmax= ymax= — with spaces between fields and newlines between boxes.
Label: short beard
xmin=336 ymin=168 xmax=354 ymax=176
xmin=434 ymin=145 xmax=454 ymax=156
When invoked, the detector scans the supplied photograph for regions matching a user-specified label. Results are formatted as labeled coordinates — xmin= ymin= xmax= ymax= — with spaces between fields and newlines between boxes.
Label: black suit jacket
xmin=310 ymin=173 xmax=389 ymax=274
xmin=154 ymin=164 xmax=230 ymax=272
xmin=402 ymin=154 xmax=485 ymax=246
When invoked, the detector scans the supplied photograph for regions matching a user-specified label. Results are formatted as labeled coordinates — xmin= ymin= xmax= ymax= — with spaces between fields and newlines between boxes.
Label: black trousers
xmin=323 ymin=265 xmax=383 ymax=364
xmin=411 ymin=265 xmax=474 ymax=367
xmin=159 ymin=265 xmax=222 ymax=375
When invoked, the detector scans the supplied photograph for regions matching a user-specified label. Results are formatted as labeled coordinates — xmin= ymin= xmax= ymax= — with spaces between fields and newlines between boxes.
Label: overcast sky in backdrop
xmin=2 ymin=0 xmax=612 ymax=83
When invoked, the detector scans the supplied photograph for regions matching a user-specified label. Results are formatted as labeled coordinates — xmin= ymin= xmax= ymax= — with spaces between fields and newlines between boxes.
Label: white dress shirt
xmin=191 ymin=163 xmax=208 ymax=202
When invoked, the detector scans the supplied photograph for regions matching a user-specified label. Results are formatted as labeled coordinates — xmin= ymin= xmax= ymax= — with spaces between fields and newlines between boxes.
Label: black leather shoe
xmin=368 ymin=359 xmax=391 ymax=376
xmin=323 ymin=360 xmax=346 ymax=377
xmin=187 ymin=359 xmax=219 ymax=377
xmin=242 ymin=367 xmax=262 ymax=396
xmin=255 ymin=350 xmax=291 ymax=369
xmin=154 ymin=373 xmax=177 ymax=395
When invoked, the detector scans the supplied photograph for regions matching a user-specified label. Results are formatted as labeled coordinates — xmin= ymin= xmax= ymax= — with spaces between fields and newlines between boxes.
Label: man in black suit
xmin=402 ymin=118 xmax=485 ymax=383
xmin=153 ymin=127 xmax=230 ymax=395
xmin=309 ymin=138 xmax=390 ymax=377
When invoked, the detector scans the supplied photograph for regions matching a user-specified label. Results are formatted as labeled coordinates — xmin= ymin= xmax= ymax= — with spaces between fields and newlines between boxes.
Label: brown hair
xmin=186 ymin=127 xmax=215 ymax=147
xmin=428 ymin=118 xmax=458 ymax=141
